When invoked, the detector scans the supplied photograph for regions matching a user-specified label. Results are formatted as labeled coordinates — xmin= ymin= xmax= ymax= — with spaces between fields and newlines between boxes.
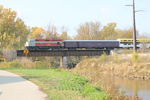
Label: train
xmin=118 ymin=39 xmax=150 ymax=49
xmin=25 ymin=38 xmax=150 ymax=50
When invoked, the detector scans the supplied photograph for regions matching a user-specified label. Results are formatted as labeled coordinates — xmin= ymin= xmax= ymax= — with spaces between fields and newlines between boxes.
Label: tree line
xmin=0 ymin=5 xmax=134 ymax=50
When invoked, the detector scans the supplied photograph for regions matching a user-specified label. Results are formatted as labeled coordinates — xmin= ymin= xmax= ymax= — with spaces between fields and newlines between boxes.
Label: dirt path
xmin=0 ymin=70 xmax=47 ymax=100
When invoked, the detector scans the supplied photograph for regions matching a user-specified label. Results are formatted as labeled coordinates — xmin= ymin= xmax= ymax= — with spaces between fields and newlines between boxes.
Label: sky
xmin=0 ymin=0 xmax=150 ymax=37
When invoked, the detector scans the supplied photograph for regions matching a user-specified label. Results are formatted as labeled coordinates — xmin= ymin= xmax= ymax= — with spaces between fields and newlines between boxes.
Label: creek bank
xmin=73 ymin=55 xmax=150 ymax=80
xmin=71 ymin=54 xmax=150 ymax=100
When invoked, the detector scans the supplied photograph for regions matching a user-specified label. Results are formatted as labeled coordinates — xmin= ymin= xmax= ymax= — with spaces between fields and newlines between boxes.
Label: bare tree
xmin=45 ymin=24 xmax=58 ymax=38
xmin=59 ymin=26 xmax=71 ymax=40
xmin=75 ymin=21 xmax=101 ymax=40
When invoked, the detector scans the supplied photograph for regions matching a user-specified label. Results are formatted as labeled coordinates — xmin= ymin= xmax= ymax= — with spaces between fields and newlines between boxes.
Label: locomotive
xmin=25 ymin=39 xmax=119 ymax=50
xmin=25 ymin=39 xmax=64 ymax=50
xmin=25 ymin=38 xmax=150 ymax=50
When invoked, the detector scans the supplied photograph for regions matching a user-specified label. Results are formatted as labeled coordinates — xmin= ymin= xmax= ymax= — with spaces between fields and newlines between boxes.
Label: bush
xmin=82 ymin=83 xmax=106 ymax=100
xmin=9 ymin=60 xmax=23 ymax=68
xmin=112 ymin=55 xmax=121 ymax=64
xmin=132 ymin=52 xmax=139 ymax=63
xmin=51 ymin=61 xmax=60 ymax=68
xmin=0 ymin=62 xmax=10 ymax=68
xmin=99 ymin=53 xmax=108 ymax=62
xmin=35 ymin=61 xmax=51 ymax=68
xmin=20 ymin=58 xmax=36 ymax=68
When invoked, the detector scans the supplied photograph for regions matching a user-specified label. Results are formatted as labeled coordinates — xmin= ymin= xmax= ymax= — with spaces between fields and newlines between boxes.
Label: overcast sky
xmin=0 ymin=0 xmax=150 ymax=36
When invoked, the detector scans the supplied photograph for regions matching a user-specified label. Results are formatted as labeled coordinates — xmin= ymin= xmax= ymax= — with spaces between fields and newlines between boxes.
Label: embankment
xmin=72 ymin=53 xmax=150 ymax=100
xmin=73 ymin=53 xmax=150 ymax=80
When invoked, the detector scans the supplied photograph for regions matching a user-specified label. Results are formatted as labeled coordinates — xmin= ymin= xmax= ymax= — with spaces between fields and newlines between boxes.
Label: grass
xmin=71 ymin=53 xmax=148 ymax=100
xmin=74 ymin=53 xmax=150 ymax=79
xmin=1 ymin=52 xmax=147 ymax=100
xmin=3 ymin=68 xmax=107 ymax=100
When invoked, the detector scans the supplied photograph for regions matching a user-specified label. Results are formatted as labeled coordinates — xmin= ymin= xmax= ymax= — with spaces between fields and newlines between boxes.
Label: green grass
xmin=4 ymin=68 xmax=107 ymax=100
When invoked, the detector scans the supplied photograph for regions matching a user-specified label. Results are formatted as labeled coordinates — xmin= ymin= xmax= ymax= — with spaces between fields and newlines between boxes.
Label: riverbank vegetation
xmin=1 ymin=52 xmax=149 ymax=100
xmin=1 ymin=68 xmax=107 ymax=100
xmin=71 ymin=52 xmax=150 ymax=100
xmin=73 ymin=52 xmax=150 ymax=79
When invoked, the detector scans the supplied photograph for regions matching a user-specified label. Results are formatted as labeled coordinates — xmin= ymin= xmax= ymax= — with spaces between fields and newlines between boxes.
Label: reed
xmin=71 ymin=53 xmax=150 ymax=100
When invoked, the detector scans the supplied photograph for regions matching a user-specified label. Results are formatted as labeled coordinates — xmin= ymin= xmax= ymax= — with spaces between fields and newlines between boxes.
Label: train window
xmin=121 ymin=42 xmax=128 ymax=45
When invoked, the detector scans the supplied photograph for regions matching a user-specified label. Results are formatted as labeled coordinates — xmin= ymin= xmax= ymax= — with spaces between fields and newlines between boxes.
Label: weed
xmin=72 ymin=53 xmax=147 ymax=100
xmin=98 ymin=53 xmax=108 ymax=62
xmin=9 ymin=60 xmax=23 ymax=68
xmin=132 ymin=52 xmax=139 ymax=63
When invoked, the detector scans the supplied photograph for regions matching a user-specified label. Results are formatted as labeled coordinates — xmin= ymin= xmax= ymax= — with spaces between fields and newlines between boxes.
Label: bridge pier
xmin=60 ymin=56 xmax=68 ymax=68
xmin=63 ymin=57 xmax=67 ymax=67
xmin=60 ymin=56 xmax=64 ymax=68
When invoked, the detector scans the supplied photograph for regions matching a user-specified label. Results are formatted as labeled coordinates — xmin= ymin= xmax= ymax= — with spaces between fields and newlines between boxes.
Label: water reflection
xmin=99 ymin=75 xmax=150 ymax=100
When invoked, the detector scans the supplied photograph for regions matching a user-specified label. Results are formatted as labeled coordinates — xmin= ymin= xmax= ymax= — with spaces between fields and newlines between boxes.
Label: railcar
xmin=25 ymin=39 xmax=64 ymax=50
xmin=64 ymin=40 xmax=119 ymax=50
xmin=118 ymin=39 xmax=150 ymax=48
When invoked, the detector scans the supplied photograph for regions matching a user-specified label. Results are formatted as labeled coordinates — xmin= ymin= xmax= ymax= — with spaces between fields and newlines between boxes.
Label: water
xmin=99 ymin=75 xmax=150 ymax=100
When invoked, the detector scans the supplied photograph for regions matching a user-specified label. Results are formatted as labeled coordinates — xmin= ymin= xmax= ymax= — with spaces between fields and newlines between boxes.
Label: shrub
xmin=9 ymin=60 xmax=23 ymax=68
xmin=51 ymin=61 xmax=60 ymax=68
xmin=20 ymin=58 xmax=36 ymax=68
xmin=132 ymin=52 xmax=139 ymax=63
xmin=0 ymin=62 xmax=10 ymax=68
xmin=35 ymin=61 xmax=51 ymax=68
xmin=112 ymin=55 xmax=121 ymax=64
xmin=99 ymin=53 xmax=108 ymax=62
xmin=82 ymin=83 xmax=106 ymax=100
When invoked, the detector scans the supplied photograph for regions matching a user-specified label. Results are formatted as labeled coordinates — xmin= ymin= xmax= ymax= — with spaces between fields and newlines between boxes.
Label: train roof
xmin=27 ymin=38 xmax=63 ymax=42
xmin=36 ymin=39 xmax=63 ymax=41
xmin=64 ymin=40 xmax=118 ymax=42
xmin=117 ymin=39 xmax=150 ymax=43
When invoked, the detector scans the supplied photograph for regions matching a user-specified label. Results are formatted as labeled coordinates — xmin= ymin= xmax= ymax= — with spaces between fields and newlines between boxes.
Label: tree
xmin=75 ymin=21 xmax=101 ymax=40
xmin=0 ymin=5 xmax=29 ymax=49
xmin=45 ymin=24 xmax=58 ymax=39
xmin=28 ymin=27 xmax=46 ymax=39
xmin=116 ymin=28 xmax=133 ymax=39
xmin=59 ymin=26 xmax=71 ymax=40
xmin=100 ymin=23 xmax=118 ymax=40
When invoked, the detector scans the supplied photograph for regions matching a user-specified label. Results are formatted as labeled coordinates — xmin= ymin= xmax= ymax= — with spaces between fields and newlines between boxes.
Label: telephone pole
xmin=132 ymin=0 xmax=137 ymax=52
xmin=126 ymin=0 xmax=137 ymax=52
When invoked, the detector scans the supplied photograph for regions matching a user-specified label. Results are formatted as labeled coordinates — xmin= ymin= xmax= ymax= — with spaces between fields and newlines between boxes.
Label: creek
xmin=99 ymin=75 xmax=150 ymax=100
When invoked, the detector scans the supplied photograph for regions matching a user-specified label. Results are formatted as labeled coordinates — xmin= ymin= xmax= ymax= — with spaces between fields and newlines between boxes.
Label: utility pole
xmin=126 ymin=0 xmax=137 ymax=52
xmin=132 ymin=0 xmax=137 ymax=52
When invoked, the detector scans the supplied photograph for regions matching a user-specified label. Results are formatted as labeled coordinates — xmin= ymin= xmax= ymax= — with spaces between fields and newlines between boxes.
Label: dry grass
xmin=0 ymin=58 xmax=51 ymax=68
xmin=71 ymin=53 xmax=150 ymax=100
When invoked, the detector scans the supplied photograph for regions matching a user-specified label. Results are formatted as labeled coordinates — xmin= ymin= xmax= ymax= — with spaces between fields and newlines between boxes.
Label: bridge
xmin=17 ymin=50 xmax=110 ymax=57
xmin=17 ymin=49 xmax=110 ymax=67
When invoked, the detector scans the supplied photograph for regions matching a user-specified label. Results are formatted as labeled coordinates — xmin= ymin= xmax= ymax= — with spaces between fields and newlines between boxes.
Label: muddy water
xmin=99 ymin=76 xmax=150 ymax=100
